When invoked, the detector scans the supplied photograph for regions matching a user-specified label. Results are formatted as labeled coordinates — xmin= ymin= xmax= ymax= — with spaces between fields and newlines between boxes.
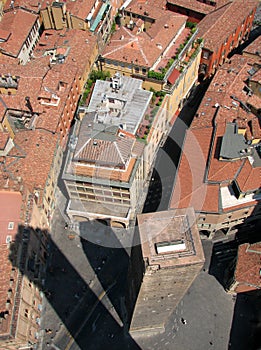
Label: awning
xmin=167 ymin=68 xmax=180 ymax=85
xmin=90 ymin=2 xmax=109 ymax=32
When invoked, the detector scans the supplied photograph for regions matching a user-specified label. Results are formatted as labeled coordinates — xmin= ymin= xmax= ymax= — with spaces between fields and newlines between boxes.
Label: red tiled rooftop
xmin=167 ymin=0 xmax=230 ymax=15
xmin=0 ymin=59 xmax=79 ymax=133
xmin=4 ymin=0 xmax=49 ymax=12
xmin=170 ymin=127 xmax=221 ymax=212
xmin=0 ymin=191 xmax=22 ymax=245
xmin=170 ymin=53 xmax=260 ymax=215
xmin=235 ymin=242 xmax=261 ymax=291
xmin=6 ymin=130 xmax=59 ymax=193
xmin=0 ymin=29 xmax=11 ymax=41
xmin=0 ymin=9 xmax=38 ymax=57
xmin=66 ymin=0 xmax=96 ymax=20
xmin=236 ymin=159 xmax=261 ymax=193
xmin=102 ymin=10 xmax=187 ymax=67
xmin=197 ymin=0 xmax=259 ymax=52
xmin=155 ymin=27 xmax=191 ymax=72
xmin=34 ymin=28 xmax=97 ymax=78
xmin=243 ymin=34 xmax=261 ymax=56
xmin=125 ymin=0 xmax=167 ymax=19
xmin=167 ymin=68 xmax=180 ymax=84
xmin=0 ymin=132 xmax=9 ymax=150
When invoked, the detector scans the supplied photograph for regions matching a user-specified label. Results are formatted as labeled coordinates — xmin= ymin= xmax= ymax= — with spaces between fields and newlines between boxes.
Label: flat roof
xmin=220 ymin=122 xmax=251 ymax=160
xmin=87 ymin=74 xmax=152 ymax=135
xmin=138 ymin=207 xmax=205 ymax=269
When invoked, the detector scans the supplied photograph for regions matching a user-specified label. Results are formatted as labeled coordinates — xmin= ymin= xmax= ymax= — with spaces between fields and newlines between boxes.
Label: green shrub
xmin=186 ymin=21 xmax=196 ymax=29
xmin=147 ymin=70 xmax=165 ymax=81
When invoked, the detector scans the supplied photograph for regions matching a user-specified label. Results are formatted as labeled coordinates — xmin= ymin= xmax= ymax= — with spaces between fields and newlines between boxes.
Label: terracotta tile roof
xmin=167 ymin=0 xmax=230 ymax=15
xmin=34 ymin=28 xmax=97 ymax=78
xmin=125 ymin=0 xmax=167 ymax=18
xmin=170 ymin=127 xmax=220 ymax=212
xmin=4 ymin=0 xmax=49 ymax=13
xmin=5 ymin=130 xmax=59 ymax=194
xmin=251 ymin=118 xmax=261 ymax=139
xmin=66 ymin=0 xmax=96 ymax=19
xmin=193 ymin=55 xmax=260 ymax=134
xmin=170 ymin=54 xmax=261 ymax=214
xmin=234 ymin=242 xmax=261 ymax=291
xmin=243 ymin=32 xmax=261 ymax=56
xmin=75 ymin=137 xmax=135 ymax=167
xmin=0 ymin=28 xmax=11 ymax=41
xmin=0 ymin=59 xmax=79 ymax=134
xmin=0 ymin=191 xmax=22 ymax=336
xmin=74 ymin=157 xmax=138 ymax=182
xmin=72 ymin=113 xmax=145 ymax=183
xmin=197 ymin=1 xmax=258 ymax=52
xmin=0 ymin=62 xmax=49 ymax=118
xmin=236 ymin=158 xmax=261 ymax=192
xmin=0 ymin=8 xmax=38 ymax=57
xmin=0 ymin=132 xmax=9 ymax=150
xmin=251 ymin=68 xmax=261 ymax=83
xmin=167 ymin=68 xmax=180 ymax=84
xmin=0 ymin=191 xmax=22 ymax=245
xmin=102 ymin=10 xmax=187 ymax=67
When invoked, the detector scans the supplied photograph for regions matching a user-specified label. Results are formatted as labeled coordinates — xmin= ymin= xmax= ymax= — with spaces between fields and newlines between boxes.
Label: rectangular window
xmin=203 ymin=51 xmax=209 ymax=59
xmin=8 ymin=222 xmax=14 ymax=230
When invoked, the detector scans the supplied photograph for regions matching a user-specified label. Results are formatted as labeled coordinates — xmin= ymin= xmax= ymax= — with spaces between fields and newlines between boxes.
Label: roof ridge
xmin=103 ymin=28 xmax=135 ymax=57
xmin=75 ymin=137 xmax=91 ymax=158
xmin=136 ymin=39 xmax=149 ymax=65
xmin=236 ymin=158 xmax=256 ymax=191
xmin=113 ymin=140 xmax=126 ymax=165
xmin=236 ymin=258 xmax=259 ymax=283
xmin=200 ymin=1 xmax=233 ymax=41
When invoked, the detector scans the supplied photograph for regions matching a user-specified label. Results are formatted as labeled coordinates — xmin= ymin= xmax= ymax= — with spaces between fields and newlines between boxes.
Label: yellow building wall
xmin=166 ymin=49 xmax=201 ymax=117
xmin=40 ymin=8 xmax=53 ymax=29
xmin=2 ymin=116 xmax=15 ymax=139
xmin=70 ymin=15 xmax=87 ymax=30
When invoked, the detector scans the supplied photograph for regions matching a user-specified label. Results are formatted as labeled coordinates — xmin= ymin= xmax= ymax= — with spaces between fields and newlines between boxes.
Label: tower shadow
xmin=8 ymin=224 xmax=141 ymax=350
xmin=228 ymin=290 xmax=261 ymax=350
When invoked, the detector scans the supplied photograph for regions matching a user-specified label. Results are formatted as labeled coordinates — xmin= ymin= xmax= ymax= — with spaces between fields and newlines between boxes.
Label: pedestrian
xmin=181 ymin=318 xmax=187 ymax=324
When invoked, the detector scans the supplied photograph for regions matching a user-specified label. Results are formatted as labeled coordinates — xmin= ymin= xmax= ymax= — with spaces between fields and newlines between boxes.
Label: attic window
xmin=8 ymin=222 xmax=14 ymax=230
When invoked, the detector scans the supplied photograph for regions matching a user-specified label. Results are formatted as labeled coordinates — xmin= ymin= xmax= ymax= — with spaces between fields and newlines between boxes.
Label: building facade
xmin=63 ymin=73 xmax=153 ymax=227
xmin=197 ymin=0 xmax=258 ymax=79
xmin=0 ymin=190 xmax=48 ymax=350
xmin=227 ymin=242 xmax=261 ymax=293
xmin=0 ymin=8 xmax=40 ymax=64
xmin=40 ymin=0 xmax=114 ymax=52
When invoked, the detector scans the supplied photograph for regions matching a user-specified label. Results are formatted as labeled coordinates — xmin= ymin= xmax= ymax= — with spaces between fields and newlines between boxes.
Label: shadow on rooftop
xmin=8 ymin=224 xmax=141 ymax=350
xmin=228 ymin=290 xmax=261 ymax=350
xmin=142 ymin=80 xmax=211 ymax=214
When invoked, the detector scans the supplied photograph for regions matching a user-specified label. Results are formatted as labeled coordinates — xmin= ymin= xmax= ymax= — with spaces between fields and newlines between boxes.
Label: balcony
xmin=146 ymin=26 xmax=199 ymax=84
